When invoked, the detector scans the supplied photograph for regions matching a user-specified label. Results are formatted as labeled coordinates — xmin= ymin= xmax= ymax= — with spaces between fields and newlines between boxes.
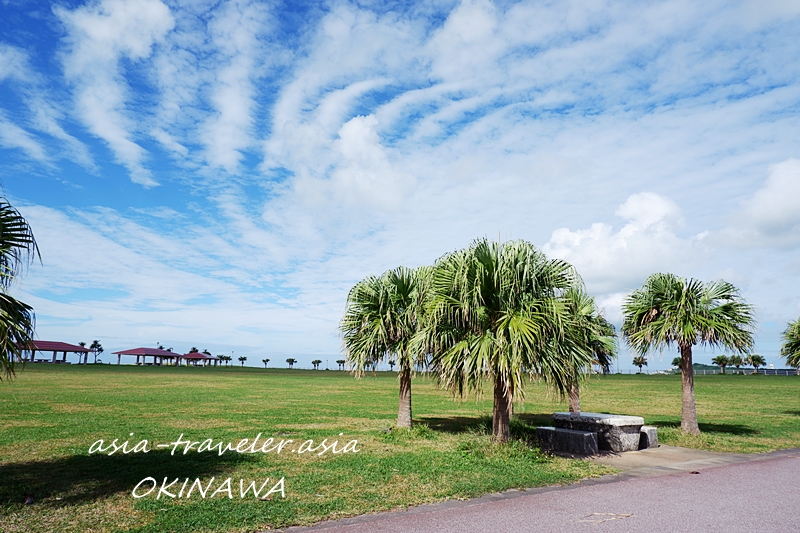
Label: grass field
xmin=1 ymin=365 xmax=799 ymax=533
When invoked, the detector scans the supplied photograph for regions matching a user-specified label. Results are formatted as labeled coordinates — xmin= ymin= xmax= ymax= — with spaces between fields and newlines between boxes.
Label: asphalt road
xmin=283 ymin=449 xmax=800 ymax=533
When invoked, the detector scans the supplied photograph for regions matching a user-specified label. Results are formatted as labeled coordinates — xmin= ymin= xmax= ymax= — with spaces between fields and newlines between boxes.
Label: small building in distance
xmin=111 ymin=347 xmax=220 ymax=366
xmin=112 ymin=347 xmax=180 ymax=366
xmin=24 ymin=341 xmax=92 ymax=364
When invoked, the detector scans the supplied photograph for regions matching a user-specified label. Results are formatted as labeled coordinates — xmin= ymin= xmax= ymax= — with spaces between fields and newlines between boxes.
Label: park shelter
xmin=112 ymin=347 xmax=181 ymax=366
xmin=182 ymin=352 xmax=219 ymax=366
xmin=24 ymin=341 xmax=92 ymax=364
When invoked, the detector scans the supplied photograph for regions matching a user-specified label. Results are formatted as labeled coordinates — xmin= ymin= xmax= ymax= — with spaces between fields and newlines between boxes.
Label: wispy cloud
xmin=200 ymin=0 xmax=274 ymax=172
xmin=56 ymin=0 xmax=175 ymax=186
xmin=0 ymin=43 xmax=95 ymax=168
xmin=0 ymin=112 xmax=48 ymax=162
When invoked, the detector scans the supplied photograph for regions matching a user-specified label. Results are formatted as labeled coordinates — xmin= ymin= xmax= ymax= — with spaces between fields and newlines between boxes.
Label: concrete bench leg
xmin=537 ymin=427 xmax=599 ymax=456
xmin=639 ymin=425 xmax=659 ymax=449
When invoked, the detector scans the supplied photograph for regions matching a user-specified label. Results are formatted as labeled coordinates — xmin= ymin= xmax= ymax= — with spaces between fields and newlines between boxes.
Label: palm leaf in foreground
xmin=0 ymin=198 xmax=38 ymax=381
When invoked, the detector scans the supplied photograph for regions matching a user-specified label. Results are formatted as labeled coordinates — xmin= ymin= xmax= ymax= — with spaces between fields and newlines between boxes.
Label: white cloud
xmin=56 ymin=0 xmax=175 ymax=186
xmin=200 ymin=0 xmax=272 ymax=172
xmin=328 ymin=115 xmax=416 ymax=210
xmin=0 ymin=43 xmax=34 ymax=83
xmin=729 ymin=158 xmax=800 ymax=247
xmin=0 ymin=112 xmax=48 ymax=161
xmin=0 ymin=43 xmax=95 ymax=168
xmin=543 ymin=192 xmax=705 ymax=294
xmin=427 ymin=0 xmax=502 ymax=84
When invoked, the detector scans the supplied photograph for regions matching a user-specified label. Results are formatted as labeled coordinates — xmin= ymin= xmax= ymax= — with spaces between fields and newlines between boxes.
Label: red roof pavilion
xmin=112 ymin=347 xmax=179 ymax=366
xmin=182 ymin=352 xmax=219 ymax=366
xmin=25 ymin=340 xmax=92 ymax=364
xmin=110 ymin=348 xmax=219 ymax=367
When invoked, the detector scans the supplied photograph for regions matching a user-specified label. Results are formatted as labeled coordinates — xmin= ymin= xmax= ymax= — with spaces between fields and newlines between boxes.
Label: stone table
xmin=553 ymin=412 xmax=644 ymax=452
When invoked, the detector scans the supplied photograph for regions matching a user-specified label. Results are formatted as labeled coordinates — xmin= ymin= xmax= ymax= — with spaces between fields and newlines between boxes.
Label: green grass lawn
xmin=1 ymin=365 xmax=798 ymax=532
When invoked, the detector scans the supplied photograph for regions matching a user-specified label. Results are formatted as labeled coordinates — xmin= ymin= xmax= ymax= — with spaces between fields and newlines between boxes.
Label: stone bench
xmin=536 ymin=426 xmax=598 ymax=456
xmin=553 ymin=412 xmax=645 ymax=452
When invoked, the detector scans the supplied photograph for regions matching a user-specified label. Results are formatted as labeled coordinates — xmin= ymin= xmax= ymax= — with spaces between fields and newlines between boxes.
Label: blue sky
xmin=2 ymin=0 xmax=800 ymax=370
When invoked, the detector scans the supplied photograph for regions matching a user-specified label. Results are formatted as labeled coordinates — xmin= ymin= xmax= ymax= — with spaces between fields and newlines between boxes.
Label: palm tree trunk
xmin=568 ymin=381 xmax=580 ymax=413
xmin=680 ymin=344 xmax=700 ymax=435
xmin=492 ymin=374 xmax=511 ymax=443
xmin=397 ymin=364 xmax=412 ymax=428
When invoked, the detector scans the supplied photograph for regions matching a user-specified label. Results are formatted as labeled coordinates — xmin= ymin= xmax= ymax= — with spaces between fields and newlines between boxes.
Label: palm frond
xmin=0 ymin=292 xmax=35 ymax=380
xmin=0 ymin=198 xmax=39 ymax=289
xmin=424 ymin=238 xmax=589 ymax=401
xmin=340 ymin=266 xmax=429 ymax=375
xmin=781 ymin=318 xmax=800 ymax=368
xmin=622 ymin=272 xmax=755 ymax=355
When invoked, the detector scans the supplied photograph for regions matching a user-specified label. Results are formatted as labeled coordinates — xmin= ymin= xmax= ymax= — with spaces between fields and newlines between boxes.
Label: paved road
xmin=283 ymin=448 xmax=800 ymax=533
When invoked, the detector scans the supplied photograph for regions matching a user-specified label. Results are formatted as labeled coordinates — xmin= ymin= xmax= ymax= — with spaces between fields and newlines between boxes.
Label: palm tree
xmin=671 ymin=357 xmax=682 ymax=369
xmin=238 ymin=356 xmax=247 ymax=367
xmin=711 ymin=355 xmax=730 ymax=374
xmin=420 ymin=239 xmax=592 ymax=442
xmin=388 ymin=359 xmax=396 ymax=371
xmin=341 ymin=265 xmax=430 ymax=429
xmin=780 ymin=318 xmax=800 ymax=370
xmin=0 ymin=197 xmax=39 ymax=381
xmin=90 ymin=340 xmax=103 ymax=364
xmin=632 ymin=355 xmax=648 ymax=373
xmin=748 ymin=354 xmax=765 ymax=373
xmin=312 ymin=359 xmax=322 ymax=370
xmin=262 ymin=358 xmax=270 ymax=368
xmin=189 ymin=347 xmax=199 ymax=353
xmin=562 ymin=288 xmax=617 ymax=413
xmin=336 ymin=359 xmax=346 ymax=370
xmin=286 ymin=358 xmax=296 ymax=368
xmin=729 ymin=354 xmax=744 ymax=374
xmin=79 ymin=341 xmax=87 ymax=364
xmin=622 ymin=273 xmax=755 ymax=435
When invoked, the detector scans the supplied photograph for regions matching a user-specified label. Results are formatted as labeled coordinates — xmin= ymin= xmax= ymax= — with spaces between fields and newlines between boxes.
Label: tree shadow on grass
xmin=417 ymin=416 xmax=490 ymax=434
xmin=418 ymin=413 xmax=554 ymax=443
xmin=0 ymin=450 xmax=253 ymax=508
xmin=514 ymin=413 xmax=559 ymax=428
xmin=783 ymin=410 xmax=800 ymax=417
xmin=651 ymin=420 xmax=758 ymax=435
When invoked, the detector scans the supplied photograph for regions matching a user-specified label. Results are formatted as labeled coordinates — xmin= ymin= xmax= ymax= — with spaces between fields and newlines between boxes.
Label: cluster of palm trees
xmin=703 ymin=354 xmax=767 ymax=374
xmin=341 ymin=239 xmax=615 ymax=442
xmin=341 ymin=241 xmax=774 ymax=440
